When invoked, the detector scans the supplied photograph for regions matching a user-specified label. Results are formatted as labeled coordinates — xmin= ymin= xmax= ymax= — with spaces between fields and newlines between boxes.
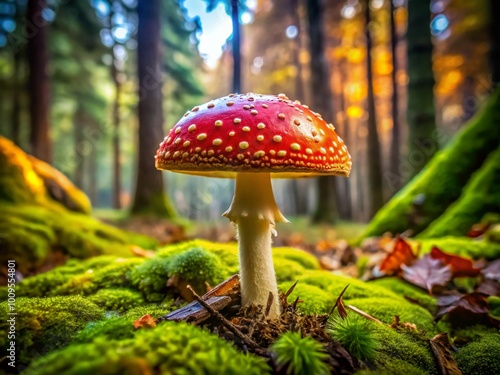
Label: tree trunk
xmin=290 ymin=0 xmax=305 ymax=102
xmin=11 ymin=49 xmax=22 ymax=146
xmin=131 ymin=0 xmax=176 ymax=218
xmin=231 ymin=0 xmax=241 ymax=93
xmin=338 ymin=59 xmax=352 ymax=220
xmin=87 ymin=118 xmax=98 ymax=205
xmin=306 ymin=0 xmax=339 ymax=224
xmin=406 ymin=0 xmax=437 ymax=179
xmin=73 ymin=105 xmax=85 ymax=189
xmin=388 ymin=0 xmax=402 ymax=195
xmin=111 ymin=60 xmax=122 ymax=209
xmin=490 ymin=0 xmax=500 ymax=86
xmin=27 ymin=0 xmax=52 ymax=163
xmin=364 ymin=0 xmax=384 ymax=218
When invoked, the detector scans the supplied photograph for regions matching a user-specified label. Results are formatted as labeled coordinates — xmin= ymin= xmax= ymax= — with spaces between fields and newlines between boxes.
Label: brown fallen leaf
xmin=379 ymin=237 xmax=417 ymax=275
xmin=131 ymin=246 xmax=155 ymax=258
xmin=476 ymin=279 xmax=500 ymax=297
xmin=429 ymin=333 xmax=463 ymax=375
xmin=402 ymin=255 xmax=452 ymax=294
xmin=133 ymin=314 xmax=157 ymax=330
xmin=430 ymin=247 xmax=480 ymax=277
xmin=328 ymin=284 xmax=349 ymax=318
xmin=435 ymin=292 xmax=489 ymax=323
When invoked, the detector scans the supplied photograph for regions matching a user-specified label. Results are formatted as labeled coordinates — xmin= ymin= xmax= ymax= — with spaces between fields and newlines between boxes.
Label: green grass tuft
xmin=270 ymin=331 xmax=330 ymax=375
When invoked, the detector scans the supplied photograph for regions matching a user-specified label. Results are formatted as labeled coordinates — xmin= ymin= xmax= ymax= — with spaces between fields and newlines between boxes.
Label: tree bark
xmin=306 ymin=0 xmax=340 ymax=224
xmin=490 ymin=0 xmax=500 ymax=86
xmin=338 ymin=59 xmax=352 ymax=220
xmin=73 ymin=105 xmax=85 ymax=189
xmin=27 ymin=0 xmax=52 ymax=163
xmin=131 ymin=0 xmax=176 ymax=217
xmin=111 ymin=60 xmax=122 ymax=209
xmin=364 ymin=0 xmax=384 ymax=218
xmin=388 ymin=0 xmax=402 ymax=195
xmin=231 ymin=0 xmax=241 ymax=93
xmin=406 ymin=0 xmax=437 ymax=179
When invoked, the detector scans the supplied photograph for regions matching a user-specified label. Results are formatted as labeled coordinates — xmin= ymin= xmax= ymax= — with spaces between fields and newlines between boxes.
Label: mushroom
xmin=155 ymin=93 xmax=351 ymax=319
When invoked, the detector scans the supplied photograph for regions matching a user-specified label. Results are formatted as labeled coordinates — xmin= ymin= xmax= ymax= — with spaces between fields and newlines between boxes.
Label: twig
xmin=347 ymin=304 xmax=384 ymax=324
xmin=187 ymin=285 xmax=263 ymax=352
xmin=265 ymin=292 xmax=274 ymax=318
xmin=285 ymin=280 xmax=299 ymax=299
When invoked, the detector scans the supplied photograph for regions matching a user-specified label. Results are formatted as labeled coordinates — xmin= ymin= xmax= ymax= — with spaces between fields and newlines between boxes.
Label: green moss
xmin=270 ymin=331 xmax=330 ymax=375
xmin=131 ymin=256 xmax=172 ymax=302
xmin=418 ymin=236 xmax=500 ymax=259
xmin=274 ymin=258 xmax=307 ymax=282
xmin=455 ymin=334 xmax=500 ymax=375
xmin=370 ymin=277 xmax=437 ymax=311
xmin=362 ymin=90 xmax=500 ymax=238
xmin=451 ymin=324 xmax=499 ymax=344
xmin=420 ymin=147 xmax=500 ymax=237
xmin=168 ymin=247 xmax=226 ymax=293
xmin=75 ymin=302 xmax=175 ymax=343
xmin=298 ymin=271 xmax=398 ymax=301
xmin=273 ymin=247 xmax=320 ymax=270
xmin=25 ymin=322 xmax=270 ymax=375
xmin=279 ymin=282 xmax=333 ymax=314
xmin=356 ymin=359 xmax=427 ymax=375
xmin=88 ymin=289 xmax=144 ymax=313
xmin=0 ymin=296 xmax=104 ymax=366
xmin=327 ymin=313 xmax=379 ymax=361
xmin=0 ymin=203 xmax=157 ymax=274
xmin=373 ymin=325 xmax=436 ymax=374
xmin=346 ymin=297 xmax=437 ymax=333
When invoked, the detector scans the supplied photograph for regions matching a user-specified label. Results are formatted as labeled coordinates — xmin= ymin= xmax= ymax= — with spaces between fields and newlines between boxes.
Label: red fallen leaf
xmin=379 ymin=237 xmax=417 ymax=275
xmin=435 ymin=292 xmax=489 ymax=323
xmin=430 ymin=247 xmax=481 ymax=277
xmin=133 ymin=314 xmax=157 ymax=329
xmin=402 ymin=255 xmax=452 ymax=294
xmin=482 ymin=259 xmax=500 ymax=281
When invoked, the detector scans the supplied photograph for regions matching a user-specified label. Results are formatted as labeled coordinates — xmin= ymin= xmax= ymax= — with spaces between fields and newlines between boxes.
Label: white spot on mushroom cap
xmin=188 ymin=124 xmax=196 ymax=132
xmin=197 ymin=133 xmax=207 ymax=141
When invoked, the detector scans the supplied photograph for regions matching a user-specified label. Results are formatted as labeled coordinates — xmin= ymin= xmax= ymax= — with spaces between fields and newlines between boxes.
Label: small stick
xmin=187 ymin=285 xmax=262 ymax=351
xmin=347 ymin=304 xmax=384 ymax=324
xmin=328 ymin=284 xmax=350 ymax=316
xmin=285 ymin=280 xmax=299 ymax=299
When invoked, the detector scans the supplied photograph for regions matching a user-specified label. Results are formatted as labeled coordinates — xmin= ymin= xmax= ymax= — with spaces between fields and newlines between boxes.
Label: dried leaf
xmin=402 ymin=255 xmax=452 ymax=294
xmin=429 ymin=333 xmax=463 ymax=375
xmin=476 ymin=279 xmax=500 ymax=297
xmin=328 ymin=284 xmax=349 ymax=318
xmin=467 ymin=222 xmax=490 ymax=238
xmin=430 ymin=247 xmax=480 ymax=277
xmin=133 ymin=314 xmax=157 ymax=329
xmin=130 ymin=246 xmax=155 ymax=258
xmin=435 ymin=293 xmax=489 ymax=323
xmin=482 ymin=259 xmax=500 ymax=281
xmin=379 ymin=237 xmax=417 ymax=275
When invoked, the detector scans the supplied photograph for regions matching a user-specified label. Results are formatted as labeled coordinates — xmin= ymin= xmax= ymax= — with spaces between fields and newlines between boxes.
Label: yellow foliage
xmin=347 ymin=106 xmax=365 ymax=119
xmin=347 ymin=48 xmax=365 ymax=64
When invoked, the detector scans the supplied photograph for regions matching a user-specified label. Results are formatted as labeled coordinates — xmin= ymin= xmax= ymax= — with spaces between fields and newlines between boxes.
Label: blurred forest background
xmin=0 ymin=0 xmax=498 ymax=228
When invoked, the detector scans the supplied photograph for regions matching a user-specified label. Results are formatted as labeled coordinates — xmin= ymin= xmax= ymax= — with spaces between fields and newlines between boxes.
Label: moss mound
xmin=24 ymin=322 xmax=270 ymax=375
xmin=420 ymin=146 xmax=500 ymax=237
xmin=0 ymin=296 xmax=104 ymax=364
xmin=418 ymin=236 xmax=500 ymax=259
xmin=362 ymin=90 xmax=500 ymax=238
xmin=455 ymin=334 xmax=500 ymax=375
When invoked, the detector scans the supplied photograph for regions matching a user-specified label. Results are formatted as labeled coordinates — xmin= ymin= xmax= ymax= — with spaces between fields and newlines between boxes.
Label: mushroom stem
xmin=222 ymin=172 xmax=287 ymax=319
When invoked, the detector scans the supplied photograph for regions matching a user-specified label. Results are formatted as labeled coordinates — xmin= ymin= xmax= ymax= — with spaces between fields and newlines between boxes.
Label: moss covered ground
xmin=362 ymin=90 xmax=500 ymax=238
xmin=3 ymin=239 xmax=498 ymax=374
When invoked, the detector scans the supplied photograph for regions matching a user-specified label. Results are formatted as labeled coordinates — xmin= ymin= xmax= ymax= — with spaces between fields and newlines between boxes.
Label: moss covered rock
xmin=418 ymin=236 xmax=500 ymax=259
xmin=420 ymin=146 xmax=500 ymax=237
xmin=0 ymin=204 xmax=157 ymax=275
xmin=0 ymin=136 xmax=90 ymax=213
xmin=24 ymin=322 xmax=270 ymax=375
xmin=362 ymin=90 xmax=500 ymax=238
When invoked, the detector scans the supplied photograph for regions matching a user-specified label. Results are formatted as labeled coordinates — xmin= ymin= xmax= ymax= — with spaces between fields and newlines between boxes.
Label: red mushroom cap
xmin=155 ymin=93 xmax=352 ymax=178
